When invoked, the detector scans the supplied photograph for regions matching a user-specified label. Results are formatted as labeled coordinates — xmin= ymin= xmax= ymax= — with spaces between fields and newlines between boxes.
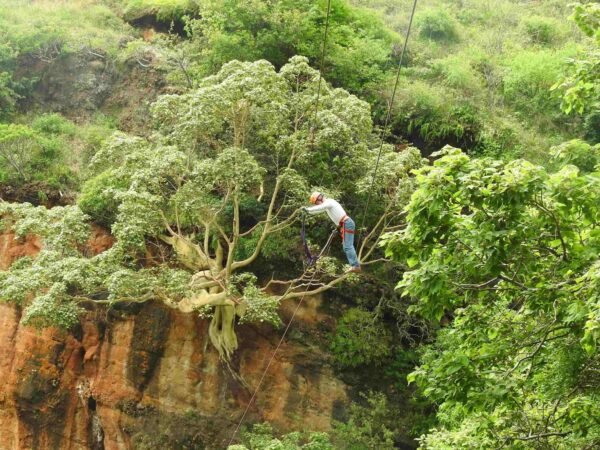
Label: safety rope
xmin=357 ymin=0 xmax=418 ymax=249
xmin=227 ymin=1 xmax=418 ymax=445
xmin=227 ymin=4 xmax=334 ymax=445
xmin=226 ymin=250 xmax=329 ymax=447
xmin=310 ymin=0 xmax=333 ymax=139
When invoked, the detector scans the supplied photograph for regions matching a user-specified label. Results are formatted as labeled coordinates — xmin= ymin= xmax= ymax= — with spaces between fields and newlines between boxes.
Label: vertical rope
xmin=227 ymin=2 xmax=335 ymax=446
xmin=357 ymin=0 xmax=418 ymax=250
xmin=310 ymin=0 xmax=333 ymax=139
xmin=226 ymin=266 xmax=322 ymax=447
xmin=227 ymin=0 xmax=419 ymax=445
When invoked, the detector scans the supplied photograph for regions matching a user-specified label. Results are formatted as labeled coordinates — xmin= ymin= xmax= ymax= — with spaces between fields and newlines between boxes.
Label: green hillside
xmin=0 ymin=0 xmax=598 ymax=448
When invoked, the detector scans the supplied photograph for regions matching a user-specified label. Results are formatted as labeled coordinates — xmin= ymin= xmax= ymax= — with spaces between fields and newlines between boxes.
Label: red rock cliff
xmin=0 ymin=231 xmax=348 ymax=449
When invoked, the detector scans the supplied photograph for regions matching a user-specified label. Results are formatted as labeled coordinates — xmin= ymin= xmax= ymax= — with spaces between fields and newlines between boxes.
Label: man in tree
xmin=304 ymin=192 xmax=361 ymax=273
xmin=0 ymin=57 xmax=422 ymax=362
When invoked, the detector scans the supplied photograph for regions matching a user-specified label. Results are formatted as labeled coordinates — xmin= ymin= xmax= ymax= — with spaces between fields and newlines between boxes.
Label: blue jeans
xmin=342 ymin=218 xmax=359 ymax=268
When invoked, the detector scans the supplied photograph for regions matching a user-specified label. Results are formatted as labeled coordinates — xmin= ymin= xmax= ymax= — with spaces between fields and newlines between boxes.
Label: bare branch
xmin=511 ymin=432 xmax=569 ymax=441
xmin=499 ymin=274 xmax=527 ymax=289
xmin=279 ymin=272 xmax=350 ymax=300
xmin=533 ymin=200 xmax=569 ymax=261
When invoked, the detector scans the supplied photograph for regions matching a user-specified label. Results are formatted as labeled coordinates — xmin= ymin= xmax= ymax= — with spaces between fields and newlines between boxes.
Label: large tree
xmin=0 ymin=56 xmax=421 ymax=360
xmin=385 ymin=145 xmax=600 ymax=448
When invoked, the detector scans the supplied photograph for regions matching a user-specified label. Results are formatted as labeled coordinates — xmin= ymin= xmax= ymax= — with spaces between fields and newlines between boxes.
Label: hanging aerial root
xmin=209 ymin=304 xmax=238 ymax=360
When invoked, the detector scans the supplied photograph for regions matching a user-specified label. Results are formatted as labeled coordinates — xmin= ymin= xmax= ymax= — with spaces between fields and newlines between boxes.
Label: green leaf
xmin=407 ymin=256 xmax=419 ymax=268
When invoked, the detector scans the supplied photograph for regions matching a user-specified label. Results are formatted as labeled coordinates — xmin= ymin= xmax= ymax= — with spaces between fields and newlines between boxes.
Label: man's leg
xmin=342 ymin=219 xmax=360 ymax=268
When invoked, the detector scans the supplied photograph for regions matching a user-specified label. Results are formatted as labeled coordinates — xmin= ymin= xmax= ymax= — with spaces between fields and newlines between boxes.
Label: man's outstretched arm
xmin=304 ymin=200 xmax=331 ymax=214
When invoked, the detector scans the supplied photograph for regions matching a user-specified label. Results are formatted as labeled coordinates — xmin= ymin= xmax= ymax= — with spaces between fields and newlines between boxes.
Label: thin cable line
xmin=228 ymin=1 xmax=418 ymax=445
xmin=310 ymin=0 xmax=333 ymax=139
xmin=357 ymin=0 xmax=418 ymax=249
xmin=226 ymin=264 xmax=323 ymax=447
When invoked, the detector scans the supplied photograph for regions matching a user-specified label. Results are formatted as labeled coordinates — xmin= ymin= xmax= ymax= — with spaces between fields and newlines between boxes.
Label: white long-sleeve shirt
xmin=306 ymin=198 xmax=348 ymax=225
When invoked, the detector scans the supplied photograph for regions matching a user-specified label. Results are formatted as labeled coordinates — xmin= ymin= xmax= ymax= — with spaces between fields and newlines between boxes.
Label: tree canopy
xmin=0 ymin=56 xmax=420 ymax=361
xmin=384 ymin=145 xmax=600 ymax=448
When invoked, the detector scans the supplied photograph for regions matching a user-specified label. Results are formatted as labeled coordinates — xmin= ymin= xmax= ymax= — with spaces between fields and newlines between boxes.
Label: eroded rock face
xmin=0 ymin=231 xmax=348 ymax=449
xmin=0 ymin=301 xmax=347 ymax=449
xmin=16 ymin=51 xmax=167 ymax=136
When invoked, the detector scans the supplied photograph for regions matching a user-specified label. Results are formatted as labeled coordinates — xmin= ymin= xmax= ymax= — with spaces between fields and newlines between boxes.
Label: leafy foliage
xmin=122 ymin=0 xmax=199 ymax=21
xmin=230 ymin=392 xmax=404 ymax=450
xmin=0 ymin=0 xmax=131 ymax=118
xmin=550 ymin=139 xmax=600 ymax=174
xmin=522 ymin=16 xmax=562 ymax=46
xmin=503 ymin=48 xmax=569 ymax=118
xmin=390 ymin=81 xmax=484 ymax=151
xmin=330 ymin=308 xmax=392 ymax=367
xmin=1 ymin=57 xmax=393 ymax=361
xmin=416 ymin=8 xmax=459 ymax=42
xmin=357 ymin=0 xmax=589 ymax=160
xmin=0 ymin=122 xmax=75 ymax=189
xmin=331 ymin=392 xmax=397 ymax=450
xmin=230 ymin=422 xmax=333 ymax=450
xmin=77 ymin=169 xmax=129 ymax=226
xmin=552 ymin=2 xmax=599 ymax=117
xmin=385 ymin=146 xmax=600 ymax=448
xmin=179 ymin=0 xmax=397 ymax=94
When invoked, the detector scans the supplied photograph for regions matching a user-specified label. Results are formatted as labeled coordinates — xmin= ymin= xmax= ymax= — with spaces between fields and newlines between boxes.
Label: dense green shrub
xmin=550 ymin=139 xmax=600 ymax=173
xmin=331 ymin=392 xmax=396 ymax=450
xmin=0 ymin=71 xmax=19 ymax=119
xmin=77 ymin=169 xmax=128 ymax=226
xmin=230 ymin=393 xmax=402 ymax=450
xmin=0 ymin=43 xmax=33 ymax=119
xmin=390 ymin=80 xmax=483 ymax=151
xmin=584 ymin=109 xmax=600 ymax=143
xmin=0 ymin=1 xmax=130 ymax=57
xmin=473 ymin=121 xmax=523 ymax=160
xmin=330 ymin=308 xmax=392 ymax=367
xmin=0 ymin=122 xmax=75 ymax=189
xmin=416 ymin=8 xmax=459 ymax=42
xmin=386 ymin=147 xmax=600 ymax=449
xmin=232 ymin=423 xmax=333 ymax=450
xmin=503 ymin=48 xmax=570 ymax=117
xmin=122 ymin=0 xmax=199 ymax=22
xmin=522 ymin=16 xmax=562 ymax=45
xmin=184 ymin=0 xmax=397 ymax=93
xmin=31 ymin=113 xmax=77 ymax=136
xmin=0 ymin=123 xmax=39 ymax=182
xmin=432 ymin=54 xmax=483 ymax=93
xmin=553 ymin=2 xmax=599 ymax=116
xmin=0 ymin=0 xmax=131 ymax=119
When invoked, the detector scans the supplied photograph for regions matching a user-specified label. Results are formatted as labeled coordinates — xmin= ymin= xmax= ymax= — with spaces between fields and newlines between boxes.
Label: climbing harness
xmin=301 ymin=213 xmax=338 ymax=267
xmin=338 ymin=215 xmax=352 ymax=243
xmin=357 ymin=0 xmax=418 ymax=250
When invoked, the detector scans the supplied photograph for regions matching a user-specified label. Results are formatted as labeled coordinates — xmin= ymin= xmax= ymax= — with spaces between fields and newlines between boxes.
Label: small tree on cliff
xmin=0 ymin=57 xmax=422 ymax=359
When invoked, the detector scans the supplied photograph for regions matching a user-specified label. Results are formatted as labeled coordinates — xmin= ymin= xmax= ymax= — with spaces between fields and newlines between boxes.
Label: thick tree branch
xmin=230 ymin=149 xmax=297 ymax=271
xmin=278 ymin=272 xmax=350 ymax=300
xmin=225 ymin=192 xmax=240 ymax=277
